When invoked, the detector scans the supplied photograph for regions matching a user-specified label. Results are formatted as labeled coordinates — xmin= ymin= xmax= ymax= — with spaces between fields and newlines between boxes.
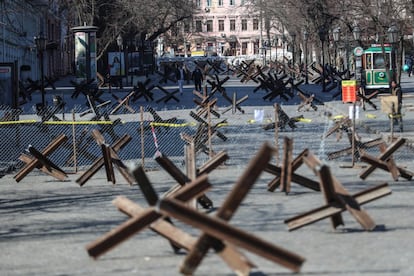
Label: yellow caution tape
xmin=365 ymin=114 xmax=377 ymax=119
xmin=332 ymin=115 xmax=345 ymax=120
xmin=150 ymin=122 xmax=197 ymax=127
xmin=247 ymin=118 xmax=273 ymax=124
xmin=297 ymin=118 xmax=312 ymax=123
xmin=0 ymin=120 xmax=115 ymax=125
xmin=43 ymin=121 xmax=114 ymax=125
xmin=0 ymin=119 xmax=37 ymax=125
xmin=388 ymin=113 xmax=402 ymax=119
xmin=216 ymin=122 xmax=229 ymax=127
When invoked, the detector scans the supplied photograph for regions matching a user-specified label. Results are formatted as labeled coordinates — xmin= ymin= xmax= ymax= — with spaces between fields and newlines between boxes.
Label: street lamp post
xmin=352 ymin=25 xmax=362 ymax=81
xmin=130 ymin=37 xmax=136 ymax=86
xmin=318 ymin=27 xmax=327 ymax=92
xmin=333 ymin=27 xmax=340 ymax=69
xmin=282 ymin=35 xmax=287 ymax=68
xmin=291 ymin=33 xmax=296 ymax=71
xmin=388 ymin=25 xmax=398 ymax=84
xmin=116 ymin=34 xmax=123 ymax=89
xmin=273 ymin=35 xmax=278 ymax=63
xmin=352 ymin=25 xmax=361 ymax=44
xmin=303 ymin=30 xmax=309 ymax=84
xmin=34 ymin=33 xmax=47 ymax=107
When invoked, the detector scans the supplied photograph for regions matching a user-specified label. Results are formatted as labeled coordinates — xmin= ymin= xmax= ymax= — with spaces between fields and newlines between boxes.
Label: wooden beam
xmin=285 ymin=183 xmax=391 ymax=231
xmin=14 ymin=134 xmax=67 ymax=182
xmin=160 ymin=198 xmax=305 ymax=273
xmin=360 ymin=138 xmax=406 ymax=179
xmin=86 ymin=174 xmax=212 ymax=259
xmin=180 ymin=142 xmax=274 ymax=274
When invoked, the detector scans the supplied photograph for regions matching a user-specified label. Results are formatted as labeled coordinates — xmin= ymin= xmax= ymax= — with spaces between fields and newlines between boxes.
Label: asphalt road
xmin=1 ymin=72 xmax=414 ymax=275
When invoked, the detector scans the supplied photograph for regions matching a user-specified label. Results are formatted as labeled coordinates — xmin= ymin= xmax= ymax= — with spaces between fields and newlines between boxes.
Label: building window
xmin=184 ymin=22 xmax=190 ymax=32
xmin=254 ymin=40 xmax=259 ymax=54
xmin=219 ymin=20 xmax=224 ymax=32
xmin=196 ymin=20 xmax=202 ymax=32
xmin=206 ymin=20 xmax=213 ymax=32
xmin=230 ymin=0 xmax=235 ymax=5
xmin=218 ymin=0 xmax=223 ymax=6
xmin=196 ymin=0 xmax=201 ymax=7
xmin=241 ymin=19 xmax=247 ymax=31
xmin=206 ymin=0 xmax=211 ymax=7
xmin=253 ymin=19 xmax=259 ymax=30
xmin=242 ymin=42 xmax=247 ymax=55
xmin=230 ymin=19 xmax=235 ymax=31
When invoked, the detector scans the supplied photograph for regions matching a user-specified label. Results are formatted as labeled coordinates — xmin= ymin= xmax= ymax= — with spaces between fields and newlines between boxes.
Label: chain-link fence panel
xmin=2 ymin=96 xmax=414 ymax=181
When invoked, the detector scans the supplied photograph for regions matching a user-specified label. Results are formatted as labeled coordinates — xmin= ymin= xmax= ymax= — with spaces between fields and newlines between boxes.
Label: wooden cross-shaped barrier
xmin=70 ymin=78 xmax=97 ymax=99
xmin=44 ymin=76 xmax=58 ymax=90
xmin=131 ymin=79 xmax=155 ymax=102
xmin=235 ymin=60 xmax=259 ymax=83
xmin=82 ymin=95 xmax=121 ymax=142
xmin=359 ymin=137 xmax=413 ymax=181
xmin=358 ymin=87 xmax=379 ymax=111
xmin=193 ymin=90 xmax=221 ymax=118
xmin=110 ymin=91 xmax=136 ymax=114
xmin=76 ymin=130 xmax=133 ymax=186
xmin=145 ymin=106 xmax=178 ymax=132
xmin=297 ymin=91 xmax=318 ymax=112
xmin=324 ymin=117 xmax=351 ymax=141
xmin=155 ymin=85 xmax=180 ymax=103
xmin=25 ymin=78 xmax=42 ymax=95
xmin=86 ymin=172 xmax=260 ymax=274
xmin=238 ymin=63 xmax=260 ymax=83
xmin=262 ymin=104 xmax=303 ymax=130
xmin=86 ymin=172 xmax=212 ymax=258
xmin=325 ymin=117 xmax=385 ymax=160
xmin=86 ymin=143 xmax=305 ymax=274
xmin=79 ymin=99 xmax=111 ymax=118
xmin=190 ymin=111 xmax=228 ymax=142
xmin=285 ymin=151 xmax=391 ymax=231
xmin=206 ymin=59 xmax=225 ymax=75
xmin=265 ymin=139 xmax=320 ymax=193
xmin=327 ymin=137 xmax=385 ymax=161
xmin=181 ymin=127 xmax=211 ymax=155
xmin=255 ymin=69 xmax=293 ymax=102
xmin=14 ymin=134 xmax=68 ymax=182
xmin=207 ymin=74 xmax=230 ymax=96
xmin=179 ymin=142 xmax=304 ymax=274
xmin=221 ymin=92 xmax=248 ymax=114
xmin=154 ymin=151 xmax=214 ymax=209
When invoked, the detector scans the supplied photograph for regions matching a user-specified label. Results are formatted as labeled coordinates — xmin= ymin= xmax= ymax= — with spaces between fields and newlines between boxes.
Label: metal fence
xmin=2 ymin=98 xmax=414 ymax=181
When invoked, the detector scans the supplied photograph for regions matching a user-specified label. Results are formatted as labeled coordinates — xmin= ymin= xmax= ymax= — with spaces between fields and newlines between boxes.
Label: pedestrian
xmin=405 ymin=56 xmax=413 ymax=77
xmin=175 ymin=63 xmax=186 ymax=95
xmin=192 ymin=67 xmax=203 ymax=91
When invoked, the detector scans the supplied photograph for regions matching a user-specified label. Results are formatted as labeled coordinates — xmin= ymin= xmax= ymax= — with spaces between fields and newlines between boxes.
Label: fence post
xmin=140 ymin=106 xmax=145 ymax=168
xmin=274 ymin=104 xmax=279 ymax=165
xmin=72 ymin=110 xmax=78 ymax=173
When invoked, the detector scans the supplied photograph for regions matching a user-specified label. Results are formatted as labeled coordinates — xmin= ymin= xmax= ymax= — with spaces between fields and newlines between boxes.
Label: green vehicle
xmin=362 ymin=44 xmax=393 ymax=91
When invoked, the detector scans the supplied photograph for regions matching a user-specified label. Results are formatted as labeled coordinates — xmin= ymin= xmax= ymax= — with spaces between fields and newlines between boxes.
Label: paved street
xmin=1 ymin=71 xmax=414 ymax=275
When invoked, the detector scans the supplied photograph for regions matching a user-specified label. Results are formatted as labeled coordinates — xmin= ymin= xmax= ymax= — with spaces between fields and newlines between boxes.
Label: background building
xmin=0 ymin=0 xmax=70 ymax=83
xmin=165 ymin=0 xmax=284 ymax=60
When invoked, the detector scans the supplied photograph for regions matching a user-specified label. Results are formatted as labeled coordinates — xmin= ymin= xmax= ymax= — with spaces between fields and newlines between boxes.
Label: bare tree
xmin=58 ymin=0 xmax=195 ymax=60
